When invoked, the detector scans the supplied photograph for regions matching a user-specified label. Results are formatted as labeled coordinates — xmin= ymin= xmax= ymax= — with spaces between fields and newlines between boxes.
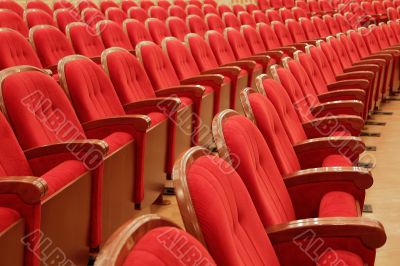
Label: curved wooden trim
xmin=65 ymin=22 xmax=89 ymax=45
xmin=200 ymin=66 xmax=241 ymax=76
xmin=95 ymin=214 xmax=179 ymax=266
xmin=267 ymin=216 xmax=386 ymax=249
xmin=0 ymin=176 xmax=48 ymax=204
xmin=155 ymin=85 xmax=205 ymax=99
xmin=327 ymin=79 xmax=370 ymax=91
xmin=28 ymin=24 xmax=60 ymax=52
xmin=134 ymin=40 xmax=158 ymax=64
xmin=123 ymin=97 xmax=181 ymax=115
xmin=180 ymin=74 xmax=225 ymax=86
xmin=211 ymin=109 xmax=240 ymax=165
xmin=81 ymin=115 xmax=151 ymax=132
xmin=100 ymin=46 xmax=131 ymax=77
xmin=172 ymin=146 xmax=211 ymax=247
xmin=255 ymin=73 xmax=268 ymax=96
xmin=239 ymin=87 xmax=258 ymax=124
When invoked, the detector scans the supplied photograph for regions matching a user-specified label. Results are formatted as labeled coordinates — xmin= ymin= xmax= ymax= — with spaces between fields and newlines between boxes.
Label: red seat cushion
xmin=318 ymin=250 xmax=363 ymax=266
xmin=0 ymin=207 xmax=20 ymax=232
xmin=331 ymin=131 xmax=352 ymax=137
xmin=322 ymin=154 xmax=352 ymax=167
xmin=319 ymin=191 xmax=358 ymax=217
xmin=123 ymin=227 xmax=216 ymax=265
xmin=101 ymin=131 xmax=134 ymax=154
xmin=147 ymin=112 xmax=167 ymax=126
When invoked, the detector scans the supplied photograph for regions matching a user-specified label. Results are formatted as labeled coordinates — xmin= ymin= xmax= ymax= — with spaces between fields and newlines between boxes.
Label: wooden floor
xmin=149 ymin=100 xmax=400 ymax=265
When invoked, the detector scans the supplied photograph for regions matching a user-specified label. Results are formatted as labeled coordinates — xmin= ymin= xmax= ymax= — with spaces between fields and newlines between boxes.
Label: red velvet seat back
xmin=0 ymin=10 xmax=28 ymax=37
xmin=312 ymin=16 xmax=331 ymax=38
xmin=187 ymin=15 xmax=208 ymax=37
xmin=383 ymin=0 xmax=394 ymax=9
xmin=173 ymin=0 xmax=186 ymax=9
xmin=338 ymin=33 xmax=361 ymax=63
xmin=266 ymin=9 xmax=282 ymax=22
xmin=358 ymin=29 xmax=381 ymax=54
xmin=167 ymin=17 xmax=189 ymax=41
xmin=283 ymin=0 xmax=295 ymax=9
xmin=78 ymin=1 xmax=99 ymax=13
xmin=54 ymin=8 xmax=81 ymax=33
xmin=205 ymin=14 xmax=225 ymax=34
xmin=280 ymin=8 xmax=294 ymax=21
xmin=162 ymin=38 xmax=201 ymax=80
xmin=97 ymin=20 xmax=133 ymax=50
xmin=334 ymin=14 xmax=352 ymax=32
xmin=205 ymin=31 xmax=237 ymax=65
xmin=371 ymin=26 xmax=390 ymax=49
xmin=286 ymin=19 xmax=307 ymax=43
xmin=253 ymin=10 xmax=269 ymax=24
xmin=121 ymin=0 xmax=137 ymax=12
xmin=82 ymin=8 xmax=105 ymax=27
xmin=238 ymin=11 xmax=256 ymax=28
xmin=248 ymin=92 xmax=301 ymax=176
xmin=124 ymin=19 xmax=153 ymax=48
xmin=308 ymin=0 xmax=321 ymax=13
xmin=149 ymin=6 xmax=168 ymax=21
xmin=186 ymin=153 xmax=280 ymax=265
xmin=137 ymin=42 xmax=181 ymax=90
xmin=388 ymin=21 xmax=400 ymax=43
xmin=262 ymin=78 xmax=308 ymax=144
xmin=100 ymin=0 xmax=119 ymax=13
xmin=218 ymin=4 xmax=232 ymax=15
xmin=203 ymin=4 xmax=218 ymax=16
xmin=300 ymin=17 xmax=319 ymax=40
xmin=387 ymin=7 xmax=398 ymax=21
xmin=361 ymin=2 xmax=374 ymax=16
xmin=272 ymin=66 xmax=315 ymax=122
xmin=318 ymin=41 xmax=345 ymax=76
xmin=222 ymin=12 xmax=241 ymax=31
xmin=328 ymin=36 xmax=353 ymax=69
xmin=186 ymin=5 xmax=203 ymax=18
xmin=27 ymin=0 xmax=52 ymax=15
xmin=1 ymin=68 xmax=86 ymax=149
xmin=103 ymin=49 xmax=156 ymax=104
xmin=241 ymin=25 xmax=267 ymax=55
xmin=308 ymin=45 xmax=337 ymax=84
xmin=246 ymin=3 xmax=258 ymax=13
xmin=349 ymin=31 xmax=372 ymax=58
xmin=105 ymin=7 xmax=127 ymax=25
xmin=0 ymin=29 xmax=42 ymax=70
xmin=204 ymin=0 xmax=217 ymax=8
xmin=270 ymin=0 xmax=283 ymax=9
xmin=373 ymin=1 xmax=385 ymax=15
xmin=257 ymin=23 xmax=282 ymax=50
xmin=30 ymin=25 xmax=75 ymax=68
xmin=189 ymin=0 xmax=202 ymax=9
xmin=168 ymin=5 xmax=186 ymax=20
xmin=381 ymin=23 xmax=399 ymax=46
xmin=128 ymin=7 xmax=148 ymax=23
xmin=323 ymin=15 xmax=340 ymax=35
xmin=67 ymin=22 xmax=105 ymax=58
xmin=158 ymin=0 xmax=171 ymax=10
xmin=24 ymin=9 xmax=55 ymax=28
xmin=272 ymin=21 xmax=294 ymax=46
xmin=293 ymin=7 xmax=308 ymax=20
xmin=0 ymin=0 xmax=23 ymax=16
xmin=123 ymin=226 xmax=216 ymax=265
xmin=140 ymin=0 xmax=154 ymax=11
xmin=258 ymin=0 xmax=269 ymax=11
xmin=61 ymin=57 xmax=125 ymax=123
xmin=220 ymin=114 xmax=296 ymax=227
xmin=145 ymin=18 xmax=170 ymax=45
xmin=53 ymin=0 xmax=75 ymax=11
xmin=185 ymin=33 xmax=220 ymax=71
xmin=232 ymin=4 xmax=245 ymax=15
xmin=224 ymin=28 xmax=253 ymax=59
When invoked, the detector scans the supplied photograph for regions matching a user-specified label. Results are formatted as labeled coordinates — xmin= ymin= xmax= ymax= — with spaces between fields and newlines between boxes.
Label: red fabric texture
xmin=68 ymin=23 xmax=105 ymax=58
xmin=187 ymin=15 xmax=208 ymax=37
xmin=26 ymin=10 xmax=55 ymax=28
xmin=124 ymin=19 xmax=153 ymax=48
xmin=106 ymin=8 xmax=127 ymax=25
xmin=98 ymin=21 xmax=133 ymax=50
xmin=322 ymin=154 xmax=353 ymax=167
xmin=0 ymin=207 xmax=21 ymax=232
xmin=54 ymin=9 xmax=80 ymax=33
xmin=167 ymin=17 xmax=190 ymax=41
xmin=128 ymin=7 xmax=149 ymax=23
xmin=149 ymin=6 xmax=168 ymax=21
xmin=146 ymin=18 xmax=171 ymax=45
xmin=206 ymin=14 xmax=225 ymax=33
xmin=222 ymin=12 xmax=241 ymax=30
xmin=319 ymin=191 xmax=358 ymax=217
xmin=318 ymin=250 xmax=363 ymax=266
xmin=187 ymin=155 xmax=280 ymax=265
xmin=123 ymin=227 xmax=216 ymax=266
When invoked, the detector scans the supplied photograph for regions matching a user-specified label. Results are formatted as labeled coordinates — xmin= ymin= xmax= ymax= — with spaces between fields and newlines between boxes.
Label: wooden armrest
xmin=246 ymin=55 xmax=271 ymax=64
xmin=260 ymin=50 xmax=284 ymax=61
xmin=201 ymin=66 xmax=241 ymax=76
xmin=344 ymin=64 xmax=379 ymax=73
xmin=123 ymin=97 xmax=181 ymax=115
xmin=357 ymin=58 xmax=386 ymax=67
xmin=283 ymin=166 xmax=373 ymax=189
xmin=327 ymin=79 xmax=369 ymax=91
xmin=222 ymin=60 xmax=256 ymax=69
xmin=267 ymin=217 xmax=386 ymax=249
xmin=180 ymin=74 xmax=225 ymax=87
xmin=335 ymin=71 xmax=374 ymax=82
xmin=24 ymin=140 xmax=109 ymax=160
xmin=311 ymin=100 xmax=364 ymax=117
xmin=303 ymin=115 xmax=364 ymax=137
xmin=82 ymin=115 xmax=151 ymax=132
xmin=318 ymin=89 xmax=366 ymax=102
xmin=155 ymin=85 xmax=205 ymax=100
xmin=0 ymin=176 xmax=48 ymax=204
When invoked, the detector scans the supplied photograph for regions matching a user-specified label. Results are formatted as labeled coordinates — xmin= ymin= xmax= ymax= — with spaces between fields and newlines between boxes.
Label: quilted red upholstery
xmin=334 ymin=14 xmax=352 ymax=32
xmin=257 ymin=23 xmax=283 ymax=50
xmin=82 ymin=8 xmax=105 ymax=27
xmin=25 ymin=9 xmax=55 ymax=28
xmin=185 ymin=33 xmax=221 ymax=71
xmin=286 ymin=19 xmax=308 ymax=43
xmin=206 ymin=30 xmax=239 ymax=65
xmin=106 ymin=7 xmax=127 ymax=25
xmin=324 ymin=15 xmax=340 ymax=35
xmin=30 ymin=26 xmax=74 ymax=68
xmin=317 ymin=250 xmax=363 ymax=266
xmin=167 ymin=17 xmax=190 ymax=41
xmin=67 ymin=23 xmax=105 ymax=58
xmin=266 ymin=10 xmax=282 ymax=22
xmin=124 ymin=19 xmax=153 ymax=48
xmin=293 ymin=7 xmax=308 ymax=20
xmin=149 ymin=6 xmax=168 ymax=21
xmin=0 ymin=0 xmax=23 ymax=16
xmin=140 ymin=0 xmax=154 ymax=11
xmin=187 ymin=15 xmax=208 ymax=37
xmin=145 ymin=18 xmax=171 ymax=45
xmin=312 ymin=16 xmax=331 ymax=38
xmin=222 ymin=12 xmax=241 ymax=31
xmin=186 ymin=4 xmax=203 ymax=17
xmin=27 ymin=0 xmax=52 ymax=15
xmin=186 ymin=154 xmax=280 ymax=265
xmin=238 ymin=11 xmax=256 ymax=27
xmin=54 ymin=8 xmax=81 ymax=33
xmin=100 ymin=0 xmax=118 ymax=13
xmin=0 ymin=29 xmax=42 ymax=70
xmin=123 ymin=227 xmax=216 ymax=265
xmin=0 ymin=10 xmax=28 ymax=37
xmin=168 ymin=5 xmax=186 ymax=20
xmin=121 ymin=0 xmax=137 ymax=12
xmin=253 ymin=10 xmax=270 ymax=24
xmin=241 ymin=25 xmax=268 ymax=55
xmin=128 ymin=7 xmax=149 ymax=23
xmin=280 ymin=8 xmax=294 ymax=21
xmin=97 ymin=20 xmax=133 ymax=50
xmin=299 ymin=18 xmax=320 ymax=41
xmin=273 ymin=21 xmax=295 ymax=46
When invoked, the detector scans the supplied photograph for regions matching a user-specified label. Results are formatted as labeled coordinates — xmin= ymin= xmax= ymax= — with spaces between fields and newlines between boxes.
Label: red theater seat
xmin=27 ymin=0 xmax=52 ymax=15
xmin=203 ymin=4 xmax=218 ymax=16
xmin=96 ymin=20 xmax=133 ymax=50
xmin=280 ymin=7 xmax=295 ymax=21
xmin=101 ymin=48 xmax=191 ymax=175
xmin=127 ymin=6 xmax=148 ymax=22
xmin=158 ymin=0 xmax=171 ymax=10
xmin=174 ymin=146 xmax=385 ymax=266
xmin=53 ymin=8 xmax=81 ymax=33
xmin=149 ymin=6 xmax=168 ymax=21
xmin=246 ymin=3 xmax=259 ymax=13
xmin=293 ymin=6 xmax=308 ymax=20
xmin=205 ymin=13 xmax=225 ymax=34
xmin=29 ymin=25 xmax=74 ymax=70
xmin=99 ymin=0 xmax=119 ymax=13
xmin=218 ymin=4 xmax=232 ymax=15
xmin=222 ymin=12 xmax=241 ymax=30
xmin=0 ymin=9 xmax=28 ymax=37
xmin=123 ymin=19 xmax=153 ymax=47
xmin=167 ymin=16 xmax=189 ymax=41
xmin=0 ymin=0 xmax=23 ymax=16
xmin=189 ymin=0 xmax=202 ymax=9
xmin=232 ymin=4 xmax=246 ymax=15
xmin=78 ymin=0 xmax=98 ymax=13
xmin=186 ymin=4 xmax=204 ymax=18
xmin=253 ymin=10 xmax=270 ymax=24
xmin=105 ymin=7 xmax=127 ymax=25
xmin=59 ymin=55 xmax=167 ymax=208
xmin=95 ymin=215 xmax=216 ymax=266
xmin=168 ymin=5 xmax=186 ymax=20
xmin=139 ymin=0 xmax=154 ymax=11
xmin=136 ymin=41 xmax=213 ymax=145
xmin=173 ymin=0 xmax=186 ymax=9
xmin=121 ymin=0 xmax=137 ymax=12
xmin=145 ymin=18 xmax=170 ymax=45
xmin=24 ymin=9 xmax=55 ymax=28
xmin=82 ymin=7 xmax=105 ymax=27
xmin=187 ymin=14 xmax=208 ymax=37
xmin=204 ymin=0 xmax=217 ymax=8
xmin=238 ymin=11 xmax=256 ymax=27
xmin=53 ymin=0 xmax=75 ymax=11
xmin=66 ymin=22 xmax=105 ymax=59
xmin=266 ymin=9 xmax=283 ymax=22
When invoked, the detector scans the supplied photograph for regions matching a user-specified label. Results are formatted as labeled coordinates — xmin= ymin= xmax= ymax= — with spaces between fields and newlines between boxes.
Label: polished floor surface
xmin=149 ymin=100 xmax=400 ymax=266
